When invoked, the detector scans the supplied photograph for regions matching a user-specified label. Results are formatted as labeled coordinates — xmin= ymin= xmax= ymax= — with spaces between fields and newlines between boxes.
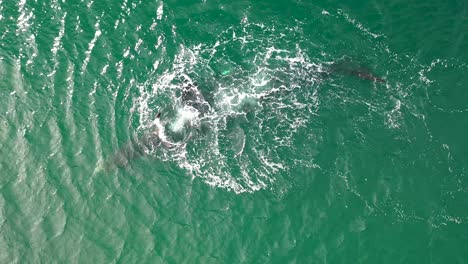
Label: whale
xmin=180 ymin=78 xmax=211 ymax=114
xmin=324 ymin=57 xmax=386 ymax=83
xmin=102 ymin=78 xmax=211 ymax=170
xmin=103 ymin=113 xmax=175 ymax=170
xmin=256 ymin=56 xmax=387 ymax=105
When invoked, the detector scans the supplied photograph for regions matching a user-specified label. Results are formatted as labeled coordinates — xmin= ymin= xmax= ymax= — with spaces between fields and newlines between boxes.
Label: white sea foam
xmin=131 ymin=22 xmax=322 ymax=193
xmin=135 ymin=39 xmax=143 ymax=52
xmin=170 ymin=107 xmax=199 ymax=132
xmin=337 ymin=9 xmax=383 ymax=39
xmin=156 ymin=2 xmax=164 ymax=20
xmin=51 ymin=13 xmax=67 ymax=57
xmin=82 ymin=22 xmax=101 ymax=73
xmin=16 ymin=0 xmax=38 ymax=67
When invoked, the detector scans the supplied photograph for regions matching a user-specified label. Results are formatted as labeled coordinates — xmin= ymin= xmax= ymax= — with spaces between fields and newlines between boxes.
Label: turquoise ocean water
xmin=1 ymin=0 xmax=468 ymax=263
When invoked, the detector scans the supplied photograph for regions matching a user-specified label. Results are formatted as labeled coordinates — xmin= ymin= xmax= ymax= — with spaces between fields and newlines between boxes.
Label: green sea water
xmin=1 ymin=0 xmax=468 ymax=263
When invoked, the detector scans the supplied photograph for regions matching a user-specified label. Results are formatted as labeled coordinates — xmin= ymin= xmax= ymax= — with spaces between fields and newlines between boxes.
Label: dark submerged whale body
xmin=324 ymin=57 xmax=386 ymax=83
xmin=103 ymin=60 xmax=382 ymax=170
xmin=178 ymin=78 xmax=213 ymax=137
xmin=103 ymin=113 xmax=166 ymax=170
xmin=181 ymin=78 xmax=211 ymax=114
xmin=259 ymin=57 xmax=386 ymax=104
xmin=103 ymin=79 xmax=211 ymax=171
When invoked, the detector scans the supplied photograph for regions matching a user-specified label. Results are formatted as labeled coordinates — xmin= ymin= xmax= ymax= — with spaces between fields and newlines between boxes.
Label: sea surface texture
xmin=1 ymin=0 xmax=468 ymax=263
